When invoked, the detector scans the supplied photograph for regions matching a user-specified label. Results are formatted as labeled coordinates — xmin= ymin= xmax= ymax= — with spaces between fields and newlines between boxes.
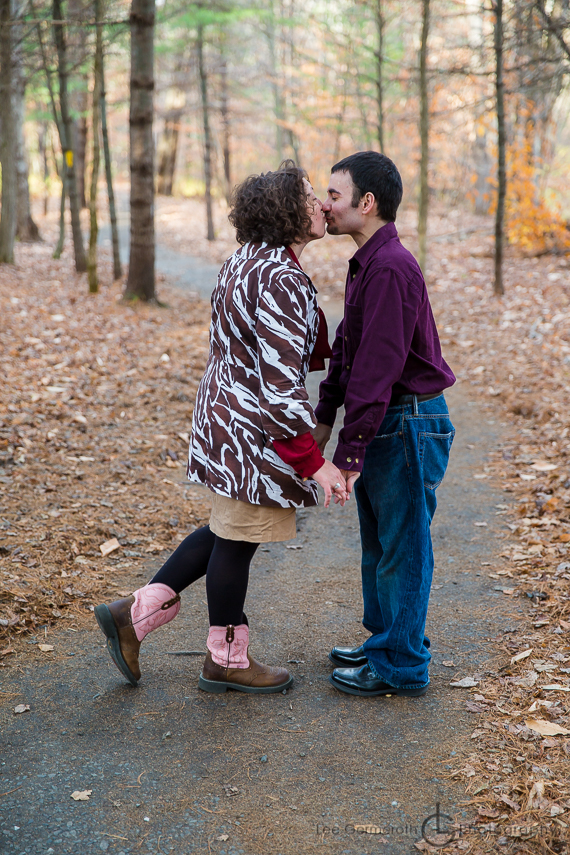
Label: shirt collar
xmin=349 ymin=221 xmax=398 ymax=271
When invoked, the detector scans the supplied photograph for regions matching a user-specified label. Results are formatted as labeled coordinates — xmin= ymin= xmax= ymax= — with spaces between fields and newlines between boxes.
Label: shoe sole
xmin=94 ymin=604 xmax=138 ymax=688
xmin=329 ymin=675 xmax=428 ymax=697
xmin=328 ymin=652 xmax=368 ymax=668
xmin=198 ymin=673 xmax=293 ymax=694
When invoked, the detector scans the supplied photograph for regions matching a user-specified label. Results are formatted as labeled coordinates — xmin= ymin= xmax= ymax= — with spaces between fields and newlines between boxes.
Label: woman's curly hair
xmin=229 ymin=160 xmax=313 ymax=247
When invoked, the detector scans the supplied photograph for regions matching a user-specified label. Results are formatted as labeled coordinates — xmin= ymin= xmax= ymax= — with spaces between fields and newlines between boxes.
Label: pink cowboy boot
xmin=199 ymin=623 xmax=292 ymax=694
xmin=94 ymin=583 xmax=180 ymax=686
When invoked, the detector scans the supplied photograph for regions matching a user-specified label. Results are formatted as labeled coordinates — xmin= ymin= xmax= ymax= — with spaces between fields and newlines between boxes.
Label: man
xmin=313 ymin=151 xmax=456 ymax=698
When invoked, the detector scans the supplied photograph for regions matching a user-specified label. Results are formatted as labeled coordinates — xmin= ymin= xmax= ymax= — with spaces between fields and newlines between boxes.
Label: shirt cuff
xmin=332 ymin=441 xmax=366 ymax=473
xmin=272 ymin=434 xmax=325 ymax=479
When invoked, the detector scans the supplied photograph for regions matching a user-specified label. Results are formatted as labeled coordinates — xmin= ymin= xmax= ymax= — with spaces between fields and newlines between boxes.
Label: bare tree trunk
xmin=88 ymin=0 xmax=102 ymax=293
xmin=219 ymin=44 xmax=231 ymax=203
xmin=14 ymin=1 xmax=40 ymax=242
xmin=375 ymin=0 xmax=384 ymax=153
xmin=494 ymin=0 xmax=505 ymax=296
xmin=156 ymin=110 xmax=181 ymax=196
xmin=267 ymin=5 xmax=283 ymax=164
xmin=100 ymin=42 xmax=121 ymax=280
xmin=197 ymin=24 xmax=215 ymax=241
xmin=38 ymin=120 xmax=50 ymax=215
xmin=0 ymin=0 xmax=17 ymax=263
xmin=34 ymin=8 xmax=67 ymax=256
xmin=53 ymin=0 xmax=87 ymax=272
xmin=54 ymin=168 xmax=66 ymax=258
xmin=125 ymin=0 xmax=156 ymax=301
xmin=417 ymin=0 xmax=430 ymax=273
xmin=68 ymin=0 xmax=88 ymax=209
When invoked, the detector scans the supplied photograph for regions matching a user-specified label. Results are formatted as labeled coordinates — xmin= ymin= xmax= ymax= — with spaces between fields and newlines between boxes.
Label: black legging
xmin=149 ymin=525 xmax=257 ymax=627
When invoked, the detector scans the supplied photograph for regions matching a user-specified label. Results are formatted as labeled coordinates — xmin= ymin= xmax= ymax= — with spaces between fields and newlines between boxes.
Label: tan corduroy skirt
xmin=209 ymin=492 xmax=297 ymax=543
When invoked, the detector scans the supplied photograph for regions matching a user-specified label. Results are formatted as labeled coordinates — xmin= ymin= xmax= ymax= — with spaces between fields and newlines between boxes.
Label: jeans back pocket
xmin=419 ymin=430 xmax=455 ymax=490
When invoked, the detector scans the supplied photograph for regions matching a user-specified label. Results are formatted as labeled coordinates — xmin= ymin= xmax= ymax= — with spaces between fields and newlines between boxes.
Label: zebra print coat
xmin=187 ymin=242 xmax=320 ymax=508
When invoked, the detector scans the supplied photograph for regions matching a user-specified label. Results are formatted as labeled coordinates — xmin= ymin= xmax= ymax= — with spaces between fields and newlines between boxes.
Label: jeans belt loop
xmin=413 ymin=394 xmax=419 ymax=416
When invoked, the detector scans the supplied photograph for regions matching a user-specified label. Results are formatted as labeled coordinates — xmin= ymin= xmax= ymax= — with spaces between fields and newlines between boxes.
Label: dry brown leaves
xmin=0 ymin=214 xmax=212 ymax=644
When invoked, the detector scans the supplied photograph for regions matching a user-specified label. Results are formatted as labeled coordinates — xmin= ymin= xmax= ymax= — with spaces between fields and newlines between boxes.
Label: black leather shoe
xmin=329 ymin=643 xmax=368 ymax=668
xmin=329 ymin=663 xmax=428 ymax=697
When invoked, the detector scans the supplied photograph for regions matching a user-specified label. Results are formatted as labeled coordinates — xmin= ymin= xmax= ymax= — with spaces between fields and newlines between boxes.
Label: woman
xmin=94 ymin=162 xmax=347 ymax=695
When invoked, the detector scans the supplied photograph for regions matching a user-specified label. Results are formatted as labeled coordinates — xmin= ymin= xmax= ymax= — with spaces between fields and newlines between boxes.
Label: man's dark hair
xmin=331 ymin=151 xmax=403 ymax=222
xmin=229 ymin=160 xmax=312 ymax=246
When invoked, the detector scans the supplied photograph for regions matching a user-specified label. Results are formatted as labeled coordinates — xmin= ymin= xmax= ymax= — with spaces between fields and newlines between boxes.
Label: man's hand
xmin=312 ymin=422 xmax=332 ymax=455
xmin=341 ymin=469 xmax=361 ymax=494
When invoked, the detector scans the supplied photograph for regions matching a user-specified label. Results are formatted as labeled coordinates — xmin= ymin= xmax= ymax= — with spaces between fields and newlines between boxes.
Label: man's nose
xmin=322 ymin=198 xmax=331 ymax=212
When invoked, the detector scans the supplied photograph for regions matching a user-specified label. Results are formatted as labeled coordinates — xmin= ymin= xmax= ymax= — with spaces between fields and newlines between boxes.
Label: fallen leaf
xmin=513 ymin=671 xmax=539 ymax=687
xmin=450 ymin=677 xmax=479 ymax=688
xmin=38 ymin=644 xmax=54 ymax=652
xmin=216 ymin=835 xmax=229 ymax=842
xmin=145 ymin=542 xmax=165 ymax=554
xmin=511 ymin=648 xmax=533 ymax=664
xmin=542 ymin=684 xmax=570 ymax=692
xmin=442 ymin=660 xmax=455 ymax=667
xmin=0 ymin=647 xmax=15 ymax=657
xmin=99 ymin=538 xmax=120 ymax=557
xmin=474 ymin=521 xmax=488 ymax=526
xmin=499 ymin=794 xmax=521 ymax=811
xmin=71 ymin=790 xmax=92 ymax=801
xmin=531 ymin=461 xmax=558 ymax=471
xmin=478 ymin=806 xmax=500 ymax=818
xmin=526 ymin=780 xmax=548 ymax=810
xmin=525 ymin=718 xmax=570 ymax=736
xmin=286 ymin=544 xmax=303 ymax=550
xmin=13 ymin=704 xmax=30 ymax=714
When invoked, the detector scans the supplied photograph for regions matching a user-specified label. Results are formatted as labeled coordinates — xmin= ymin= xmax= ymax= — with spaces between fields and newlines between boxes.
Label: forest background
xmin=2 ymin=2 xmax=570 ymax=851
xmin=1 ymin=0 xmax=570 ymax=289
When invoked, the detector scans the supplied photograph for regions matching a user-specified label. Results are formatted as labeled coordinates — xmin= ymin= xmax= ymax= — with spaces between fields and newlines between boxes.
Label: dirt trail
xmin=0 ymin=278 xmax=525 ymax=855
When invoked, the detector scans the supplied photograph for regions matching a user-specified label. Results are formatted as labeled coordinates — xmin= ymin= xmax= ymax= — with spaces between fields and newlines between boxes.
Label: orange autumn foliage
xmin=489 ymin=136 xmax=570 ymax=255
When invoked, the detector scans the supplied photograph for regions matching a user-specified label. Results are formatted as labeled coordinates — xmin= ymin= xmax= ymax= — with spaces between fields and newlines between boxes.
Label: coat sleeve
xmin=255 ymin=269 xmax=317 ymax=442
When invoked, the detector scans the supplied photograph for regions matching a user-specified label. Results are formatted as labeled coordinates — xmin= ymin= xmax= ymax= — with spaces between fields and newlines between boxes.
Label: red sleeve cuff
xmin=273 ymin=432 xmax=325 ymax=478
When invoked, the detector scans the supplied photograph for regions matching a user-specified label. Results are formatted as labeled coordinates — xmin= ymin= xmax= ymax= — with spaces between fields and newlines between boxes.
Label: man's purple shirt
xmin=314 ymin=221 xmax=455 ymax=473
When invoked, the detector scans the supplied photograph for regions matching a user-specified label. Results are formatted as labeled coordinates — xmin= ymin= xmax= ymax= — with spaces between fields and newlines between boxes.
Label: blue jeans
xmin=354 ymin=394 xmax=454 ymax=689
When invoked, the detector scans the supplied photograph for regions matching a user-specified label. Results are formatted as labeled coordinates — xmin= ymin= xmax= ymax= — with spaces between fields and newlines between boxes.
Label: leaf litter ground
xmin=2 ymin=198 xmax=570 ymax=853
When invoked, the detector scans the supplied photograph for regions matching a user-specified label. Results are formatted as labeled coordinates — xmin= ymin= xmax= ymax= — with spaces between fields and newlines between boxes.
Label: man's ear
xmin=361 ymin=192 xmax=377 ymax=216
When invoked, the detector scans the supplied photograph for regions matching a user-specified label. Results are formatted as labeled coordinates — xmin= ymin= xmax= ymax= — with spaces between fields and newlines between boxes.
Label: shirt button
xmin=347 ymin=457 xmax=352 ymax=463
xmin=346 ymin=364 xmax=350 ymax=370
xmin=355 ymin=458 xmax=359 ymax=464
xmin=358 ymin=434 xmax=363 ymax=439
xmin=344 ymin=336 xmax=348 ymax=341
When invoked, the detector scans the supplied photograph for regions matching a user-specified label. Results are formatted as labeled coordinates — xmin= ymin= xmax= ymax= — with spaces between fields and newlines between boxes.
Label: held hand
xmin=341 ymin=469 xmax=361 ymax=494
xmin=312 ymin=460 xmax=348 ymax=508
xmin=312 ymin=423 xmax=332 ymax=455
